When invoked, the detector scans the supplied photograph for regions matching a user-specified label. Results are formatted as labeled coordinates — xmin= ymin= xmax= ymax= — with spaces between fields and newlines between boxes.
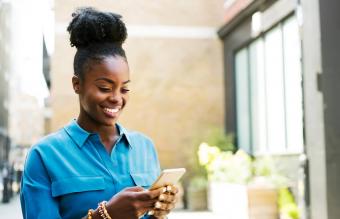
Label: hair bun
xmin=67 ymin=7 xmax=127 ymax=48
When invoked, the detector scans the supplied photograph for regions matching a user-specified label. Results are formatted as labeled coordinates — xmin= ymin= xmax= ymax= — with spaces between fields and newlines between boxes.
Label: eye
xmin=98 ymin=87 xmax=112 ymax=92
xmin=121 ymin=88 xmax=130 ymax=94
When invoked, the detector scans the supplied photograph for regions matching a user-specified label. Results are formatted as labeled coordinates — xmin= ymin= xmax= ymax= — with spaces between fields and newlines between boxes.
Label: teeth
xmin=104 ymin=108 xmax=119 ymax=113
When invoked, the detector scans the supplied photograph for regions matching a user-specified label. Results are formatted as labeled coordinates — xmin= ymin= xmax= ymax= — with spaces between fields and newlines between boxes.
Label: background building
xmin=219 ymin=0 xmax=303 ymax=182
xmin=0 ymin=1 xmax=11 ymax=174
xmin=218 ymin=0 xmax=340 ymax=218
xmin=0 ymin=0 xmax=53 ymax=202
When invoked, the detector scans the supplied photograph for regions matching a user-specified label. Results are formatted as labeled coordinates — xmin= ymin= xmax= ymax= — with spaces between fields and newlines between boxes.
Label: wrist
xmin=91 ymin=208 xmax=103 ymax=219
xmin=98 ymin=201 xmax=112 ymax=219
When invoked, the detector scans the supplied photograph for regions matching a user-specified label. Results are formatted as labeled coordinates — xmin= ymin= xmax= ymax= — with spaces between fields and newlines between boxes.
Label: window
xmin=234 ymin=16 xmax=304 ymax=154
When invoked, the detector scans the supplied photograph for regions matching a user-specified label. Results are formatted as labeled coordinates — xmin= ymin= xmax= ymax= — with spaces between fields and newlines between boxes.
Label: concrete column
xmin=301 ymin=0 xmax=340 ymax=218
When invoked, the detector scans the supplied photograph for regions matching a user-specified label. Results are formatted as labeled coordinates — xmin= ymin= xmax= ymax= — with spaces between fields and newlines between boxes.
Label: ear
xmin=72 ymin=75 xmax=81 ymax=94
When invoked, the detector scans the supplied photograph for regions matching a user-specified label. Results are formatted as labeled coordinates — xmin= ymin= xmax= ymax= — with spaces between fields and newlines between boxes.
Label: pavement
xmin=0 ymin=195 xmax=223 ymax=219
xmin=169 ymin=211 xmax=224 ymax=219
xmin=0 ymin=195 xmax=22 ymax=219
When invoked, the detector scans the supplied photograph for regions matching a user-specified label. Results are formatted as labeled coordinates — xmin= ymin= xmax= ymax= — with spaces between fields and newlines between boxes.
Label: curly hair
xmin=67 ymin=7 xmax=128 ymax=79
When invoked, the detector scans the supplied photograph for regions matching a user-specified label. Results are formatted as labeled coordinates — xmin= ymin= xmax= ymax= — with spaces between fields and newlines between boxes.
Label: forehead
xmin=85 ymin=56 xmax=130 ymax=82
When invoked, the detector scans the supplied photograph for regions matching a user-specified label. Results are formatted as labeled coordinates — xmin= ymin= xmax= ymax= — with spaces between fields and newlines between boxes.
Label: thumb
xmin=124 ymin=186 xmax=145 ymax=192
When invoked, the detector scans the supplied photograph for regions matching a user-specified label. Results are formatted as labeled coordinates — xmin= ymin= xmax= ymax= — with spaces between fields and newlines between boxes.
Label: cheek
xmin=80 ymin=95 xmax=92 ymax=112
xmin=123 ymin=94 xmax=129 ymax=105
xmin=81 ymin=91 xmax=104 ymax=109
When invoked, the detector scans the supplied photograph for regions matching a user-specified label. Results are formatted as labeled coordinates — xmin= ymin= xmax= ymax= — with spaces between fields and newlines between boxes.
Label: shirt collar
xmin=64 ymin=120 xmax=91 ymax=148
xmin=115 ymin=123 xmax=133 ymax=148
xmin=64 ymin=120 xmax=133 ymax=149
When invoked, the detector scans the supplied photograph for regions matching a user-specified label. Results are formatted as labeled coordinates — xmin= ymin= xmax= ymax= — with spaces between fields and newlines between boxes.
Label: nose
xmin=108 ymin=90 xmax=122 ymax=103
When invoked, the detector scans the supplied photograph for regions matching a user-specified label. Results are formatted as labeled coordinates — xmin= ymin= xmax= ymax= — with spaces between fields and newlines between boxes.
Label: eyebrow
xmin=95 ymin=78 xmax=131 ymax=84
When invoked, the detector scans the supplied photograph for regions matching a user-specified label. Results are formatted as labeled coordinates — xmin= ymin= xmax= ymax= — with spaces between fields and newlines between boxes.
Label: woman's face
xmin=73 ymin=56 xmax=130 ymax=127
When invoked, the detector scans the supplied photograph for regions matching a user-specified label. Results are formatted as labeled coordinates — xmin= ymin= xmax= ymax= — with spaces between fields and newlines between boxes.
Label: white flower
xmin=197 ymin=142 xmax=220 ymax=166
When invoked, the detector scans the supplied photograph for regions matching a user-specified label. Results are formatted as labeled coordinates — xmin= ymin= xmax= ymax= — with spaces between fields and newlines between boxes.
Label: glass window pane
xmin=249 ymin=39 xmax=267 ymax=154
xmin=264 ymin=25 xmax=286 ymax=153
xmin=283 ymin=16 xmax=304 ymax=153
xmin=235 ymin=48 xmax=252 ymax=153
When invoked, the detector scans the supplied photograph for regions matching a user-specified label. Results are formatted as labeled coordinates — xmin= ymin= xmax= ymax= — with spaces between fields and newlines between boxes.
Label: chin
xmin=102 ymin=118 xmax=118 ymax=126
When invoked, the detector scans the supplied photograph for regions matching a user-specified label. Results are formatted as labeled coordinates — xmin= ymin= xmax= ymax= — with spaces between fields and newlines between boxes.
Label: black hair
xmin=67 ymin=7 xmax=128 ymax=79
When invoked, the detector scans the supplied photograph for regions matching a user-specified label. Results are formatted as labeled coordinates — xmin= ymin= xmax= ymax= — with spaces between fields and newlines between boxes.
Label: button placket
xmin=90 ymin=134 xmax=117 ymax=183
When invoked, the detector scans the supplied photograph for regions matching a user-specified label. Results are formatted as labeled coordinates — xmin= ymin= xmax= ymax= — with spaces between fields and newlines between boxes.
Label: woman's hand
xmin=149 ymin=185 xmax=179 ymax=218
xmin=105 ymin=186 xmax=165 ymax=219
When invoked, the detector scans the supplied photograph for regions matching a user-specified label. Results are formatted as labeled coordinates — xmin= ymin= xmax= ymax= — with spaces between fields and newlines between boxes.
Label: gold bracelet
xmin=87 ymin=209 xmax=94 ymax=219
xmin=98 ymin=201 xmax=112 ymax=219
xmin=98 ymin=203 xmax=106 ymax=219
xmin=101 ymin=201 xmax=112 ymax=219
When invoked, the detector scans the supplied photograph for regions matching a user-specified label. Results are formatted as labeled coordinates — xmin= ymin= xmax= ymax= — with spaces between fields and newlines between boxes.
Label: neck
xmin=77 ymin=110 xmax=119 ymax=144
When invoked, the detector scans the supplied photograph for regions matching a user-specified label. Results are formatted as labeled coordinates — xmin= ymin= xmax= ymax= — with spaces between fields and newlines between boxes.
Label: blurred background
xmin=0 ymin=0 xmax=339 ymax=219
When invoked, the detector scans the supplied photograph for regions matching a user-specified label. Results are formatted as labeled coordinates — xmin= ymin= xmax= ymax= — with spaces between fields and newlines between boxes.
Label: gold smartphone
xmin=149 ymin=168 xmax=186 ymax=190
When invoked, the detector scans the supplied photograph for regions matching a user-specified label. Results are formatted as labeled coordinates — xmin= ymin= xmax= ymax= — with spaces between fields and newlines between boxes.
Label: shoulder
xmin=23 ymin=129 xmax=68 ymax=173
xmin=26 ymin=128 xmax=74 ymax=165
xmin=30 ymin=128 xmax=68 ymax=152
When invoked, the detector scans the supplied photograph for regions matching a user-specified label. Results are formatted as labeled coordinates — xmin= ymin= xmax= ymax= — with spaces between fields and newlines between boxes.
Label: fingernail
xmin=166 ymin=185 xmax=172 ymax=192
xmin=162 ymin=187 xmax=167 ymax=193
xmin=155 ymin=201 xmax=162 ymax=209
xmin=159 ymin=194 xmax=165 ymax=201
xmin=148 ymin=210 xmax=154 ymax=215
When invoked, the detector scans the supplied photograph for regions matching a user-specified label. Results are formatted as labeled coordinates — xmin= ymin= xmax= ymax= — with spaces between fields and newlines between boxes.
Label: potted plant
xmin=198 ymin=143 xmax=252 ymax=218
xmin=186 ymin=129 xmax=235 ymax=211
xmin=198 ymin=142 xmax=287 ymax=219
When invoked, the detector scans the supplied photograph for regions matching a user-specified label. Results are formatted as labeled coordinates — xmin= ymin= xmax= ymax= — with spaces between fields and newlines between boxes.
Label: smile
xmin=103 ymin=107 xmax=121 ymax=117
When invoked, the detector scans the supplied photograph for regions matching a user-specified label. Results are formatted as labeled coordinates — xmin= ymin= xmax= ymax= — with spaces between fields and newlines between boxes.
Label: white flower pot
xmin=208 ymin=182 xmax=249 ymax=219
xmin=208 ymin=182 xmax=278 ymax=219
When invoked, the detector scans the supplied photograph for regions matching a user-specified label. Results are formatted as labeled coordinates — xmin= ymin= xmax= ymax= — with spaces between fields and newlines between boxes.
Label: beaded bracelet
xmin=98 ymin=201 xmax=112 ymax=219
xmin=87 ymin=209 xmax=94 ymax=219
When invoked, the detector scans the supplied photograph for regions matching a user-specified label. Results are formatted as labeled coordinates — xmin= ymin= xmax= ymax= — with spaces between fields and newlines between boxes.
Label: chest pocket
xmin=130 ymin=172 xmax=158 ymax=189
xmin=51 ymin=176 xmax=106 ymax=197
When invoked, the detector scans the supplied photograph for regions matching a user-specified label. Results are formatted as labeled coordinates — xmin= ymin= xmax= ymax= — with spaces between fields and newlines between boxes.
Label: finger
xmin=150 ymin=186 xmax=167 ymax=192
xmin=147 ymin=209 xmax=155 ymax=216
xmin=154 ymin=215 xmax=168 ymax=219
xmin=140 ymin=199 xmax=159 ymax=209
xmin=165 ymin=202 xmax=175 ymax=211
xmin=154 ymin=201 xmax=175 ymax=211
xmin=124 ymin=186 xmax=145 ymax=192
xmin=137 ymin=199 xmax=162 ymax=216
xmin=158 ymin=193 xmax=176 ymax=203
xmin=138 ymin=187 xmax=165 ymax=201
xmin=138 ymin=203 xmax=157 ymax=216
xmin=154 ymin=216 xmax=167 ymax=219
xmin=165 ymin=185 xmax=178 ymax=194
xmin=153 ymin=209 xmax=170 ymax=217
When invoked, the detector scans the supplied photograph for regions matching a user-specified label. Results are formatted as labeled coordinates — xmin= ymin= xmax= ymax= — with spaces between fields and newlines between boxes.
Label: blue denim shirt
xmin=20 ymin=120 xmax=161 ymax=219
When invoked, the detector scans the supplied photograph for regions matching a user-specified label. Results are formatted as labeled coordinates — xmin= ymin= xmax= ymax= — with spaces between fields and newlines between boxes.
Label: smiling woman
xmin=20 ymin=7 xmax=178 ymax=219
